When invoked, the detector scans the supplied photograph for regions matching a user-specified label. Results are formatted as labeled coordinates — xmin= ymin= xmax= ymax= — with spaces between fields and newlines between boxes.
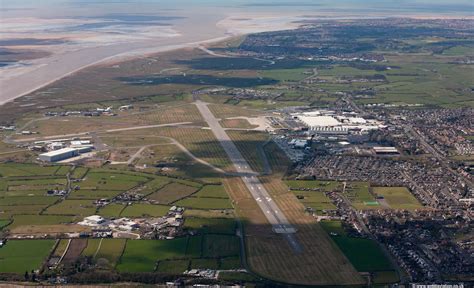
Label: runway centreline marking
xmin=194 ymin=100 xmax=302 ymax=253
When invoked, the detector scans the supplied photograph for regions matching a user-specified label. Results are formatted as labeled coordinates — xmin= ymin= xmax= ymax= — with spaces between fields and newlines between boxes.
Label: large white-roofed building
xmin=292 ymin=110 xmax=385 ymax=133
xmin=38 ymin=148 xmax=78 ymax=162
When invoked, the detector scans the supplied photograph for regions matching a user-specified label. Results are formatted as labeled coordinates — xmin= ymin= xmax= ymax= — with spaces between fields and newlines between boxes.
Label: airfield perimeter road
xmin=194 ymin=100 xmax=302 ymax=253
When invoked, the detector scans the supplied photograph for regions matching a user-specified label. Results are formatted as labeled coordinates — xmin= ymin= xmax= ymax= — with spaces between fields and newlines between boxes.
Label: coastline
xmin=0 ymin=14 xmax=300 ymax=107
xmin=0 ymin=12 xmax=471 ymax=107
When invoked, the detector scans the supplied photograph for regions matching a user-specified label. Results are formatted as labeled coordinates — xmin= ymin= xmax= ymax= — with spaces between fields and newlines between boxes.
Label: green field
xmin=321 ymin=221 xmax=395 ymax=273
xmin=0 ymin=240 xmax=55 ymax=273
xmin=147 ymin=182 xmax=199 ymax=204
xmin=94 ymin=239 xmax=127 ymax=268
xmin=52 ymin=239 xmax=70 ymax=257
xmin=220 ymin=256 xmax=242 ymax=270
xmin=9 ymin=215 xmax=74 ymax=229
xmin=345 ymin=182 xmax=380 ymax=210
xmin=157 ymin=259 xmax=190 ymax=273
xmin=285 ymin=180 xmax=340 ymax=191
xmin=120 ymin=203 xmax=170 ymax=217
xmin=116 ymin=238 xmax=188 ymax=272
xmin=372 ymin=187 xmax=424 ymax=210
xmin=82 ymin=239 xmax=101 ymax=257
xmin=193 ymin=185 xmax=229 ymax=198
xmin=184 ymin=218 xmax=236 ymax=234
xmin=0 ymin=205 xmax=45 ymax=217
xmin=292 ymin=190 xmax=337 ymax=213
xmin=98 ymin=203 xmax=126 ymax=217
xmin=80 ymin=171 xmax=150 ymax=191
xmin=175 ymin=197 xmax=232 ymax=210
xmin=71 ymin=167 xmax=89 ymax=179
xmin=0 ymin=219 xmax=11 ymax=230
xmin=261 ymin=68 xmax=310 ymax=82
xmin=45 ymin=199 xmax=96 ymax=216
xmin=203 ymin=234 xmax=240 ymax=258
xmin=0 ymin=163 xmax=60 ymax=177
xmin=185 ymin=234 xmax=203 ymax=258
xmin=191 ymin=258 xmax=219 ymax=269
xmin=68 ymin=189 xmax=123 ymax=200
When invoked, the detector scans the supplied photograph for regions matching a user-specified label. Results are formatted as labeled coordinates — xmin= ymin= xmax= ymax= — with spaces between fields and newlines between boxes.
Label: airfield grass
xmin=223 ymin=174 xmax=364 ymax=286
xmin=372 ymin=187 xmax=424 ymax=210
xmin=135 ymin=103 xmax=205 ymax=126
xmin=208 ymin=104 xmax=261 ymax=119
xmin=220 ymin=118 xmax=258 ymax=129
xmin=227 ymin=130 xmax=268 ymax=173
xmin=0 ymin=240 xmax=55 ymax=273
xmin=228 ymin=142 xmax=366 ymax=286
xmin=156 ymin=127 xmax=233 ymax=171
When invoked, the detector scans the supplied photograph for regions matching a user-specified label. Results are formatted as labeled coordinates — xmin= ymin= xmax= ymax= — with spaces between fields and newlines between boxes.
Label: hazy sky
xmin=1 ymin=0 xmax=473 ymax=17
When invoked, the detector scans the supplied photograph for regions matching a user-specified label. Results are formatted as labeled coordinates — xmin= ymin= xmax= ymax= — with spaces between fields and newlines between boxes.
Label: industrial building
xmin=373 ymin=146 xmax=399 ymax=155
xmin=292 ymin=110 xmax=385 ymax=132
xmin=38 ymin=148 xmax=79 ymax=162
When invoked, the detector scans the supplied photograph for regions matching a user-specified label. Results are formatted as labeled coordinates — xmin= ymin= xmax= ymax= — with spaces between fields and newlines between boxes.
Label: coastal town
xmin=0 ymin=9 xmax=472 ymax=287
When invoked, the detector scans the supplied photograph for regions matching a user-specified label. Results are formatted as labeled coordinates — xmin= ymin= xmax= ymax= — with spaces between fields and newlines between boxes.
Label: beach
xmin=0 ymin=10 xmax=303 ymax=106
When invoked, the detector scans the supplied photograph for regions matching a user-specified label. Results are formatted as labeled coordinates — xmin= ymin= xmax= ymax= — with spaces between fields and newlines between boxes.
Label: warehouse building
xmin=38 ymin=148 xmax=79 ymax=162
xmin=373 ymin=146 xmax=399 ymax=155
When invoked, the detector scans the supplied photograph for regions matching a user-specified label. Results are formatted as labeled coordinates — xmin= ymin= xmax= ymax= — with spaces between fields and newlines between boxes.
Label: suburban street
xmin=194 ymin=100 xmax=302 ymax=252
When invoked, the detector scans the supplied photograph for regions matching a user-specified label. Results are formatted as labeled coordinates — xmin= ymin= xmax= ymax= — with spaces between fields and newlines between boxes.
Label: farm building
xmin=39 ymin=148 xmax=78 ymax=162
xmin=80 ymin=215 xmax=106 ymax=226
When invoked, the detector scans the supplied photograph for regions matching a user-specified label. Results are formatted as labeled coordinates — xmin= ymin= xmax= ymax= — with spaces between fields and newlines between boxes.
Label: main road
xmin=194 ymin=100 xmax=302 ymax=252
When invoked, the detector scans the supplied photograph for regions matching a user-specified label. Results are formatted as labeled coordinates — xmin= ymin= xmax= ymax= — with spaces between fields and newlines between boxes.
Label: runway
xmin=194 ymin=100 xmax=302 ymax=252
